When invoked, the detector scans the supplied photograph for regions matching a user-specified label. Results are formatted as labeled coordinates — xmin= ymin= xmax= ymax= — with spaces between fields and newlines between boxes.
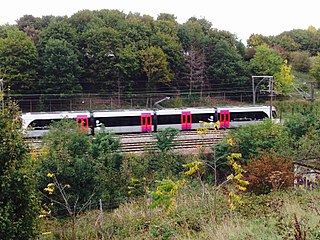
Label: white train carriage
xmin=217 ymin=105 xmax=279 ymax=128
xmin=21 ymin=110 xmax=90 ymax=137
xmin=21 ymin=105 xmax=279 ymax=137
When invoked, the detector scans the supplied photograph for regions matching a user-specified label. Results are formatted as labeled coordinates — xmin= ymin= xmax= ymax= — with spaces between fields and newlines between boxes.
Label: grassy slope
xmin=40 ymin=186 xmax=320 ymax=239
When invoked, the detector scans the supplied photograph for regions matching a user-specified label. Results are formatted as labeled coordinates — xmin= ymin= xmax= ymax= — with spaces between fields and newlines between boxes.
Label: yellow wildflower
xmin=47 ymin=173 xmax=54 ymax=178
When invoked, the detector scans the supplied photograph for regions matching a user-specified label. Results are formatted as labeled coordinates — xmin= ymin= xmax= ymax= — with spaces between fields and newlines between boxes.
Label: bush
xmin=229 ymin=119 xmax=290 ymax=161
xmin=243 ymin=151 xmax=294 ymax=194
xmin=0 ymin=101 xmax=40 ymax=239
xmin=38 ymin=120 xmax=124 ymax=216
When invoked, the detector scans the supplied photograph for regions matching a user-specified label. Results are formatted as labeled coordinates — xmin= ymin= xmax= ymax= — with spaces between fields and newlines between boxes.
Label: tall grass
xmin=40 ymin=186 xmax=320 ymax=239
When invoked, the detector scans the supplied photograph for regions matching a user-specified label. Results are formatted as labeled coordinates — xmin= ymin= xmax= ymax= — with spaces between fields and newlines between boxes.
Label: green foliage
xmin=1 ymin=10 xmax=320 ymax=99
xmin=81 ymin=26 xmax=121 ymax=91
xmin=206 ymin=38 xmax=249 ymax=88
xmin=247 ymin=33 xmax=270 ymax=48
xmin=150 ymin=31 xmax=184 ymax=75
xmin=140 ymin=46 xmax=173 ymax=91
xmin=90 ymin=130 xmax=124 ymax=205
xmin=38 ymin=120 xmax=124 ymax=215
xmin=39 ymin=38 xmax=82 ymax=94
xmin=249 ymin=44 xmax=283 ymax=76
xmin=39 ymin=120 xmax=97 ymax=211
xmin=296 ymin=127 xmax=320 ymax=160
xmin=152 ymin=127 xmax=179 ymax=153
xmin=310 ymin=53 xmax=320 ymax=84
xmin=274 ymin=60 xmax=294 ymax=94
xmin=0 ymin=101 xmax=40 ymax=239
xmin=148 ymin=178 xmax=185 ymax=213
xmin=229 ymin=119 xmax=290 ymax=161
xmin=38 ymin=19 xmax=78 ymax=53
xmin=0 ymin=27 xmax=38 ymax=93
xmin=283 ymin=111 xmax=318 ymax=143
xmin=289 ymin=51 xmax=311 ymax=72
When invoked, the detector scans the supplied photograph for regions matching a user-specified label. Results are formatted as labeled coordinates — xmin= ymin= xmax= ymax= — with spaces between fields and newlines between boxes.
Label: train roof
xmin=217 ymin=105 xmax=275 ymax=111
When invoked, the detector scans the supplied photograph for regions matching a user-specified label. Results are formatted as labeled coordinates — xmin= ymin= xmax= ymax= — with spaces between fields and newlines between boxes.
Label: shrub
xmin=243 ymin=151 xmax=294 ymax=194
xmin=0 ymin=101 xmax=40 ymax=239
xmin=229 ymin=119 xmax=290 ymax=161
xmin=38 ymin=120 xmax=124 ymax=215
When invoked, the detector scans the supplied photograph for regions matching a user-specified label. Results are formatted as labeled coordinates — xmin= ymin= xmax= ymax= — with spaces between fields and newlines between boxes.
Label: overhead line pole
xmin=0 ymin=78 xmax=3 ymax=113
xmin=310 ymin=81 xmax=315 ymax=111
xmin=269 ymin=77 xmax=274 ymax=119
xmin=252 ymin=76 xmax=273 ymax=105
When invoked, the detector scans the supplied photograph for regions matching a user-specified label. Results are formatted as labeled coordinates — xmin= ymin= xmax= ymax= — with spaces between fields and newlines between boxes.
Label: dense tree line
xmin=0 ymin=10 xmax=319 ymax=98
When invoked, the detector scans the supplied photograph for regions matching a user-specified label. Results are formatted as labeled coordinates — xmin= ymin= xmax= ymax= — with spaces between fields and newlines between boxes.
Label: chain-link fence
xmin=8 ymin=90 xmax=277 ymax=113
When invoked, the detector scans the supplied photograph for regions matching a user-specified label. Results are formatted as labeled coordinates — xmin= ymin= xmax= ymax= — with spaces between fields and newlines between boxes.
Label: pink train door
xmin=141 ymin=113 xmax=152 ymax=132
xmin=181 ymin=111 xmax=192 ymax=130
xmin=76 ymin=115 xmax=89 ymax=132
xmin=219 ymin=110 xmax=230 ymax=128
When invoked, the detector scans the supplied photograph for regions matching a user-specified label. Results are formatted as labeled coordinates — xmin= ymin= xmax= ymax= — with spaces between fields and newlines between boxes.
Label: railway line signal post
xmin=0 ymin=78 xmax=3 ymax=113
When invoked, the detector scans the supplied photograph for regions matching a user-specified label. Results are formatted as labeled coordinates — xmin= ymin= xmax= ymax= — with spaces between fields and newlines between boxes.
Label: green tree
xmin=289 ymin=51 xmax=311 ymax=72
xmin=124 ymin=14 xmax=154 ymax=50
xmin=0 ymin=101 xmax=40 ymax=239
xmin=283 ymin=112 xmax=319 ymax=152
xmin=152 ymin=128 xmax=179 ymax=153
xmin=296 ymin=126 xmax=320 ymax=160
xmin=177 ymin=17 xmax=211 ymax=51
xmin=38 ymin=121 xmax=124 ymax=215
xmin=229 ymin=119 xmax=290 ymax=161
xmin=155 ymin=13 xmax=179 ymax=37
xmin=276 ymin=28 xmax=320 ymax=56
xmin=207 ymin=39 xmax=249 ymax=88
xmin=247 ymin=33 xmax=270 ymax=48
xmin=274 ymin=60 xmax=294 ymax=94
xmin=140 ymin=46 xmax=172 ymax=92
xmin=39 ymin=120 xmax=95 ymax=211
xmin=310 ymin=53 xmax=320 ymax=87
xmin=81 ymin=26 xmax=121 ymax=92
xmin=150 ymin=32 xmax=184 ymax=80
xmin=249 ymin=44 xmax=283 ymax=76
xmin=39 ymin=39 xmax=82 ymax=94
xmin=38 ymin=19 xmax=77 ymax=54
xmin=93 ymin=9 xmax=127 ymax=31
xmin=90 ymin=130 xmax=124 ymax=205
xmin=113 ymin=44 xmax=140 ymax=101
xmin=0 ymin=27 xmax=38 ymax=93
xmin=16 ymin=14 xmax=43 ymax=44
xmin=68 ymin=10 xmax=102 ymax=33
xmin=272 ymin=33 xmax=299 ymax=52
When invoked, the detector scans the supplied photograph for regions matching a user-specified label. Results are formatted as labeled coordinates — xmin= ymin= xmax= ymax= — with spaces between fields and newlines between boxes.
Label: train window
xmin=230 ymin=111 xmax=268 ymax=121
xmin=192 ymin=113 xmax=213 ymax=123
xmin=157 ymin=114 xmax=181 ymax=125
xmin=29 ymin=119 xmax=61 ymax=130
xmin=95 ymin=116 xmax=141 ymax=127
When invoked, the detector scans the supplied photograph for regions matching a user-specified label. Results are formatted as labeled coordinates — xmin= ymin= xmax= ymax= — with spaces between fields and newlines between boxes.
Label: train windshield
xmin=272 ymin=111 xmax=278 ymax=119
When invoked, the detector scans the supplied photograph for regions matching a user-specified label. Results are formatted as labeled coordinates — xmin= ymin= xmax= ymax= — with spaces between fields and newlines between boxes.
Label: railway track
xmin=26 ymin=130 xmax=228 ymax=155
xmin=119 ymin=130 xmax=227 ymax=154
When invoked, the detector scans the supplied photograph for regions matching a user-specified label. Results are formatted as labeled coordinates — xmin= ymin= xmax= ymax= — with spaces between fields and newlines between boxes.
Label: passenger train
xmin=21 ymin=105 xmax=279 ymax=137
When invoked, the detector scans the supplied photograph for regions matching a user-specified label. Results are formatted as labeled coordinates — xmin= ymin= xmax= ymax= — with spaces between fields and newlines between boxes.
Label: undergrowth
xmin=40 ymin=187 xmax=320 ymax=239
